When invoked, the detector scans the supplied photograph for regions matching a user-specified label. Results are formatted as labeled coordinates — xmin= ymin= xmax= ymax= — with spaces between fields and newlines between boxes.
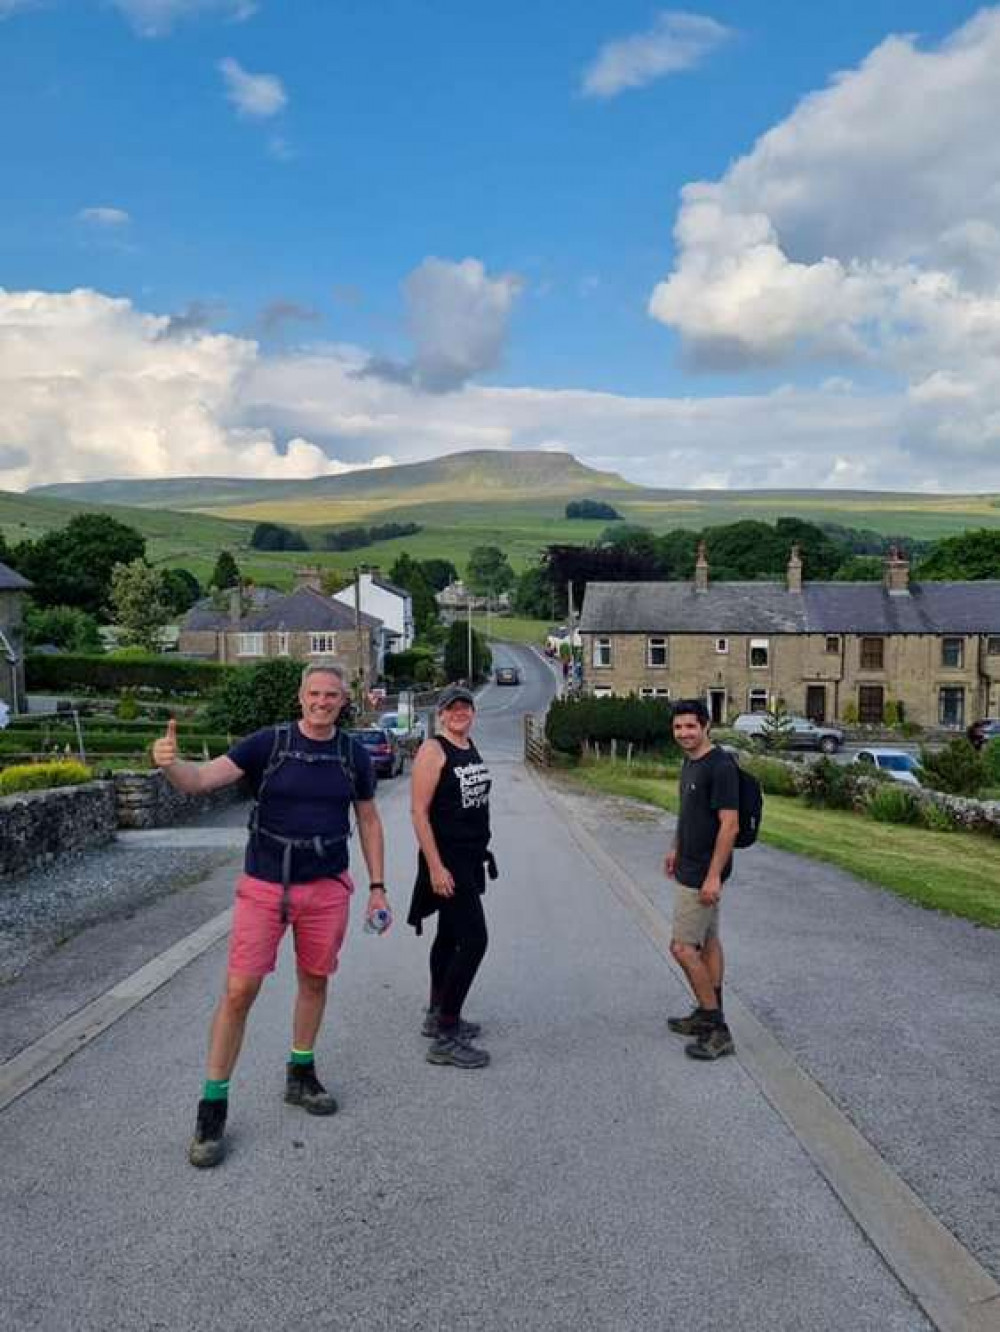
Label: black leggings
xmin=429 ymin=892 xmax=488 ymax=1019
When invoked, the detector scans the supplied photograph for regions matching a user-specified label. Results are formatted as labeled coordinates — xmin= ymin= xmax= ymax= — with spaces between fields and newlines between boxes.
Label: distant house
xmin=436 ymin=580 xmax=511 ymax=623
xmin=0 ymin=560 xmax=32 ymax=713
xmin=179 ymin=571 xmax=385 ymax=681
xmin=333 ymin=570 xmax=414 ymax=652
xmin=579 ymin=545 xmax=1000 ymax=729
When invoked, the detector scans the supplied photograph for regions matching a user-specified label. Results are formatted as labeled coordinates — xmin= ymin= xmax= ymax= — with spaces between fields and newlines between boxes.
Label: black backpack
xmin=728 ymin=754 xmax=763 ymax=848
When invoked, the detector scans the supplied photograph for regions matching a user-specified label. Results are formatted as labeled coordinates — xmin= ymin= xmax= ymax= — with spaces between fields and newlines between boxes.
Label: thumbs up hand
xmin=152 ymin=717 xmax=179 ymax=768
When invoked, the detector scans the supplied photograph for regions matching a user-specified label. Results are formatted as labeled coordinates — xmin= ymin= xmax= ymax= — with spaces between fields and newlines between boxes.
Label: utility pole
xmin=466 ymin=594 xmax=474 ymax=683
xmin=354 ymin=565 xmax=365 ymax=706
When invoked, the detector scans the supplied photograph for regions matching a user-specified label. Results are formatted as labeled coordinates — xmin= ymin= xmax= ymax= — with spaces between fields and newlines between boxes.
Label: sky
xmin=2 ymin=0 xmax=1000 ymax=492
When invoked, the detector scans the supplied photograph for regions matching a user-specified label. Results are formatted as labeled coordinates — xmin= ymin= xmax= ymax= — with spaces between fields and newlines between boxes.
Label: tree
xmin=388 ymin=553 xmax=438 ymax=636
xmin=443 ymin=621 xmax=491 ymax=683
xmin=206 ymin=658 xmax=304 ymax=734
xmin=24 ymin=604 xmax=103 ymax=653
xmin=513 ymin=564 xmax=560 ymax=619
xmin=211 ymin=550 xmax=241 ymax=590
xmin=566 ymin=499 xmax=621 ymax=520
xmin=250 ymin=522 xmax=309 ymax=552
xmin=160 ymin=567 xmax=202 ymax=614
xmin=832 ymin=555 xmax=882 ymax=582
xmin=11 ymin=513 xmax=146 ymax=616
xmin=109 ymin=561 xmax=171 ymax=651
xmin=418 ymin=558 xmax=458 ymax=592
xmin=321 ymin=568 xmax=353 ymax=596
xmin=761 ymin=701 xmax=794 ymax=751
xmin=465 ymin=546 xmax=514 ymax=598
xmin=918 ymin=529 xmax=1000 ymax=580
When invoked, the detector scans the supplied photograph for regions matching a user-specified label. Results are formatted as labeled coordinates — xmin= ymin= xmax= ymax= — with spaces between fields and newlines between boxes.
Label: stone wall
xmin=0 ymin=782 xmax=117 ymax=877
xmin=112 ymin=770 xmax=248 ymax=830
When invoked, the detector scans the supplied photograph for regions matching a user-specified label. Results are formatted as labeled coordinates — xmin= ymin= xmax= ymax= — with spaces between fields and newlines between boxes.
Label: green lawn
xmin=564 ymin=759 xmax=1000 ymax=928
xmin=489 ymin=616 xmax=552 ymax=645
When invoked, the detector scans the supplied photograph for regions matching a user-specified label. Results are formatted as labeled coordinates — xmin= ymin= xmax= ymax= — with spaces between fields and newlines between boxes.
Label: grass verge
xmin=564 ymin=759 xmax=1000 ymax=928
xmin=489 ymin=616 xmax=552 ymax=646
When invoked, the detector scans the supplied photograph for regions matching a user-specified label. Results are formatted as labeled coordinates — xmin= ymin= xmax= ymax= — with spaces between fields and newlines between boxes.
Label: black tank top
xmin=429 ymin=735 xmax=491 ymax=848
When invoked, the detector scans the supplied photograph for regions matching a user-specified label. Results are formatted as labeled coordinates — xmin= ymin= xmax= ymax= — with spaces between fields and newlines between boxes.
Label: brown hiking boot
xmin=685 ymin=1024 xmax=735 ymax=1061
xmin=667 ymin=1008 xmax=714 ymax=1037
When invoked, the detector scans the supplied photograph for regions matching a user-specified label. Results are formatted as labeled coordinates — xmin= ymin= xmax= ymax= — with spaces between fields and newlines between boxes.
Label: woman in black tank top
xmin=408 ymin=685 xmax=495 ymax=1070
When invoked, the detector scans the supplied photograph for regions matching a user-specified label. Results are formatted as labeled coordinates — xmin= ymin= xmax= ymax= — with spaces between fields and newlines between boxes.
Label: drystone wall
xmin=0 ymin=782 xmax=117 ymax=878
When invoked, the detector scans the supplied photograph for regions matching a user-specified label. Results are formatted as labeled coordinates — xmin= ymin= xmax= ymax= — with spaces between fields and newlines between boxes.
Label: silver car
xmin=732 ymin=712 xmax=844 ymax=754
xmin=377 ymin=710 xmax=426 ymax=743
xmin=852 ymin=748 xmax=922 ymax=786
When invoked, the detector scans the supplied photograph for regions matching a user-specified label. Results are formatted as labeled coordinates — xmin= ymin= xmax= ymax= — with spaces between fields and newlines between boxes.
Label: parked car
xmin=377 ymin=710 xmax=426 ymax=743
xmin=495 ymin=666 xmax=521 ymax=686
xmin=732 ymin=712 xmax=845 ymax=754
xmin=967 ymin=719 xmax=1000 ymax=751
xmin=852 ymin=748 xmax=922 ymax=786
xmin=349 ymin=727 xmax=404 ymax=779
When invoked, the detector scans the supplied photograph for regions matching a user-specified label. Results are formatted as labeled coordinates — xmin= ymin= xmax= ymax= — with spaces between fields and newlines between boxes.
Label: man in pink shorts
xmin=153 ymin=662 xmax=387 ymax=1168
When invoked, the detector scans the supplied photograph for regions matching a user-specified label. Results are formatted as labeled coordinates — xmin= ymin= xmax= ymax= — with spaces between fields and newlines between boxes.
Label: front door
xmin=708 ymin=689 xmax=726 ymax=725
xmin=858 ymin=685 xmax=884 ymax=725
xmin=805 ymin=685 xmax=826 ymax=724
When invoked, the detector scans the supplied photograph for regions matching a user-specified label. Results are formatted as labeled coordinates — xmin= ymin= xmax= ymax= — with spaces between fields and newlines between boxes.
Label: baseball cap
xmin=437 ymin=684 xmax=476 ymax=710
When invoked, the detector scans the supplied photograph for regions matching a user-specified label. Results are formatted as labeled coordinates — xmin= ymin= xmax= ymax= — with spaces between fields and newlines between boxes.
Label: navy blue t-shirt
xmin=228 ymin=724 xmax=375 ymax=884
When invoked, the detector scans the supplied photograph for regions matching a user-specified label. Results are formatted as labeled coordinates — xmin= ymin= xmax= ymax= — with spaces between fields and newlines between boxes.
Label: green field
xmin=565 ymin=760 xmax=1000 ymax=928
xmin=6 ymin=450 xmax=1000 ymax=592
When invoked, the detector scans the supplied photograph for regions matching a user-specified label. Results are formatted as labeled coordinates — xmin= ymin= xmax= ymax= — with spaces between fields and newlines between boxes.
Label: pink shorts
xmin=229 ymin=872 xmax=353 ymax=977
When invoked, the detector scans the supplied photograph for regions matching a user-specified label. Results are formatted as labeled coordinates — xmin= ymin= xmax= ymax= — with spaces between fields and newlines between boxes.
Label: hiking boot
xmin=425 ymin=1033 xmax=490 ymax=1070
xmin=667 ymin=1008 xmax=715 ymax=1037
xmin=284 ymin=1063 xmax=339 ymax=1115
xmin=685 ymin=1024 xmax=735 ymax=1061
xmin=421 ymin=1008 xmax=482 ymax=1040
xmin=188 ymin=1098 xmax=227 ymax=1169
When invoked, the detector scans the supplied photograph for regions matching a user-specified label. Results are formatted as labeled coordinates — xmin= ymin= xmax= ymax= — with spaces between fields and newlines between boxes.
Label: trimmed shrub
xmin=982 ymin=737 xmax=1000 ymax=788
xmin=0 ymin=760 xmax=94 ymax=795
xmin=919 ymin=739 xmax=985 ymax=796
xmin=799 ymin=756 xmax=864 ymax=809
xmin=545 ymin=696 xmax=678 ymax=757
xmin=205 ymin=658 xmax=305 ymax=734
xmin=866 ymin=785 xmax=922 ymax=825
xmin=26 ymin=653 xmax=230 ymax=696
xmin=383 ymin=648 xmax=437 ymax=685
xmin=116 ymin=690 xmax=140 ymax=721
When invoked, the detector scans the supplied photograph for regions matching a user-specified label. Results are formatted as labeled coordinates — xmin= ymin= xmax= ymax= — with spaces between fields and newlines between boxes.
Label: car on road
xmin=967 ymin=719 xmax=1000 ymax=751
xmin=349 ymin=727 xmax=405 ymax=779
xmin=851 ymin=748 xmax=922 ymax=786
xmin=732 ymin=712 xmax=845 ymax=754
xmin=495 ymin=666 xmax=521 ymax=686
xmin=377 ymin=710 xmax=426 ymax=743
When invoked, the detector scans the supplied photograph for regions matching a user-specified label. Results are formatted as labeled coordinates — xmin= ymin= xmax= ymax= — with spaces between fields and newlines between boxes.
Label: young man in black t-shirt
xmin=664 ymin=699 xmax=739 ymax=1060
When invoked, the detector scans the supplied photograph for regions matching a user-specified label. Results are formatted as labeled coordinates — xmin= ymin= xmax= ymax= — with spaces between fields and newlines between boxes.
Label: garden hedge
xmin=545 ymin=696 xmax=678 ymax=756
xmin=26 ymin=653 xmax=231 ymax=696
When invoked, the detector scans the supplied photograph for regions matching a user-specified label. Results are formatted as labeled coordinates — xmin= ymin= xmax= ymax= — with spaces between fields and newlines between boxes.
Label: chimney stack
xmin=786 ymin=543 xmax=803 ymax=594
xmin=294 ymin=565 xmax=324 ymax=593
xmin=694 ymin=541 xmax=709 ymax=593
xmin=883 ymin=546 xmax=910 ymax=596
xmin=228 ymin=586 xmax=242 ymax=626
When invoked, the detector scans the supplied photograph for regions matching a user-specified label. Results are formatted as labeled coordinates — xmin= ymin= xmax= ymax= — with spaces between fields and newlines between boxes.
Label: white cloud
xmin=582 ymin=10 xmax=732 ymax=99
xmin=77 ymin=206 xmax=131 ymax=228
xmin=649 ymin=6 xmax=1000 ymax=474
xmin=110 ymin=0 xmax=256 ymax=38
xmin=218 ymin=56 xmax=286 ymax=118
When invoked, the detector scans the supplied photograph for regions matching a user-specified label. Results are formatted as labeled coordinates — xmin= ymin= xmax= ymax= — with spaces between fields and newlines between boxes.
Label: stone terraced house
xmin=0 ymin=559 xmax=32 ymax=714
xmin=578 ymin=546 xmax=1000 ymax=730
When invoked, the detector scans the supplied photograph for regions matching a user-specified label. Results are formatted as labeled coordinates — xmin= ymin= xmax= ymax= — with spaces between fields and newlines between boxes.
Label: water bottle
xmin=364 ymin=906 xmax=393 ymax=935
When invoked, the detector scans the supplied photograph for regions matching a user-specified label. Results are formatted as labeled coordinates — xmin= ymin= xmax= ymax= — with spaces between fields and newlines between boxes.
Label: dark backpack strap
xmin=336 ymin=728 xmax=360 ymax=803
xmin=249 ymin=722 xmax=293 ymax=833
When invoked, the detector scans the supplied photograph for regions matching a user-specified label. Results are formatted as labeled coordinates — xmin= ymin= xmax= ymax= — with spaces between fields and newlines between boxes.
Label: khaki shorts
xmin=672 ymin=883 xmax=719 ymax=947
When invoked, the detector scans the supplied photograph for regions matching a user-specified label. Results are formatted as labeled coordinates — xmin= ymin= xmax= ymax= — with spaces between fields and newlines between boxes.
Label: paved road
xmin=0 ymin=658 xmax=967 ymax=1330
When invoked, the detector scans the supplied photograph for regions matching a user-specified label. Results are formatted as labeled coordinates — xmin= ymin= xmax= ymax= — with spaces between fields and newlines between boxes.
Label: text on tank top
xmin=429 ymin=735 xmax=491 ymax=846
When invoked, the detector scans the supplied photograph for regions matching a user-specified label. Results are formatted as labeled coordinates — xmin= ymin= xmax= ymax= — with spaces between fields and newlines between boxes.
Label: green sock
xmin=203 ymin=1078 xmax=230 ymax=1102
xmin=290 ymin=1048 xmax=314 ymax=1067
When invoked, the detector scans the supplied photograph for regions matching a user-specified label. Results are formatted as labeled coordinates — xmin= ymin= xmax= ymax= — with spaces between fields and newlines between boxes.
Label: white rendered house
xmin=333 ymin=571 xmax=414 ymax=653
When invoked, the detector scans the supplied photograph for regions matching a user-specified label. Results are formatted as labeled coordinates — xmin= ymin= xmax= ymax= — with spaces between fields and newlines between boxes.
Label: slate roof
xmin=181 ymin=586 xmax=283 ymax=631
xmin=242 ymin=587 xmax=382 ymax=633
xmin=579 ymin=580 xmax=1000 ymax=636
xmin=0 ymin=560 xmax=32 ymax=592
xmin=370 ymin=574 xmax=411 ymax=600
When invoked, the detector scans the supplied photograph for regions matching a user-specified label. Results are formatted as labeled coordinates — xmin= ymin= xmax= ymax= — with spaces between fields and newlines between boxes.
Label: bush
xmin=799 ymin=756 xmax=864 ymax=809
xmin=383 ymin=648 xmax=437 ymax=685
xmin=866 ymin=785 xmax=922 ymax=825
xmin=883 ymin=698 xmax=901 ymax=727
xmin=920 ymin=801 xmax=959 ymax=833
xmin=841 ymin=701 xmax=859 ymax=725
xmin=26 ymin=653 xmax=230 ymax=696
xmin=741 ymin=755 xmax=799 ymax=797
xmin=545 ymin=696 xmax=678 ymax=757
xmin=205 ymin=658 xmax=304 ymax=734
xmin=919 ymin=739 xmax=985 ymax=796
xmin=116 ymin=690 xmax=140 ymax=721
xmin=0 ymin=760 xmax=94 ymax=795
xmin=982 ymin=737 xmax=1000 ymax=788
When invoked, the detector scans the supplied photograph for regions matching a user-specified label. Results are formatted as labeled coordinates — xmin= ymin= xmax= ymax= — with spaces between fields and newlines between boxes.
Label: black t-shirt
xmin=228 ymin=724 xmax=375 ymax=883
xmin=428 ymin=735 xmax=491 ymax=849
xmin=675 ymin=746 xmax=739 ymax=889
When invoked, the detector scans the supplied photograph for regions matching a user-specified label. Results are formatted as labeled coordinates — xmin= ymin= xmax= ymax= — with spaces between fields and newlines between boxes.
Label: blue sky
xmin=2 ymin=1 xmax=999 ymax=490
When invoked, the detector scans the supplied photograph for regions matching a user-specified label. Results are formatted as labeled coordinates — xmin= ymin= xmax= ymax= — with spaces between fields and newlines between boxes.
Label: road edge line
xmin=0 ymin=907 xmax=232 ymax=1114
xmin=531 ymin=768 xmax=1000 ymax=1332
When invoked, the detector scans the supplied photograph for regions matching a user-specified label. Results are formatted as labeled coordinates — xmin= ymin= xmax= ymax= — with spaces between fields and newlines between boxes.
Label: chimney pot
xmin=694 ymin=541 xmax=709 ymax=593
xmin=883 ymin=547 xmax=910 ymax=595
xmin=786 ymin=543 xmax=803 ymax=594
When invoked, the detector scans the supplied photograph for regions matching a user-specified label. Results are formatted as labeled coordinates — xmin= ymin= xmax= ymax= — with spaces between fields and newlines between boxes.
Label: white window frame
xmin=715 ymin=637 xmax=729 ymax=655
xmin=749 ymin=638 xmax=770 ymax=669
xmin=276 ymin=631 xmax=290 ymax=657
xmin=646 ymin=636 xmax=668 ymax=668
xmin=748 ymin=688 xmax=769 ymax=714
xmin=639 ymin=686 xmax=670 ymax=700
xmin=237 ymin=632 xmax=264 ymax=657
xmin=592 ymin=685 xmax=613 ymax=699
xmin=592 ymin=637 xmax=612 ymax=668
xmin=310 ymin=632 xmax=337 ymax=655
xmin=941 ymin=636 xmax=964 ymax=669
